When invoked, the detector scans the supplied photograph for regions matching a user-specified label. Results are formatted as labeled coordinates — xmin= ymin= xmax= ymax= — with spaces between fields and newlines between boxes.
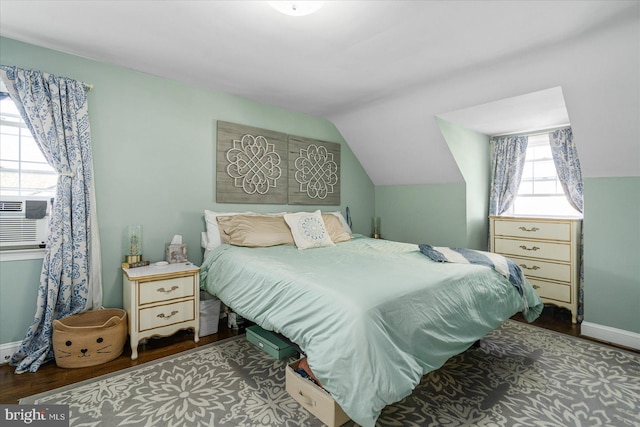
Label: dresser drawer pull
xmin=157 ymin=285 xmax=179 ymax=293
xmin=519 ymin=245 xmax=540 ymax=251
xmin=518 ymin=226 xmax=540 ymax=232
xmin=157 ymin=310 xmax=179 ymax=319
xmin=532 ymin=284 xmax=541 ymax=289
xmin=519 ymin=264 xmax=540 ymax=271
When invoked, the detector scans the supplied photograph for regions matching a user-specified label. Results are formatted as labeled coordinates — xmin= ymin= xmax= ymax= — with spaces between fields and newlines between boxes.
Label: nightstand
xmin=122 ymin=262 xmax=200 ymax=360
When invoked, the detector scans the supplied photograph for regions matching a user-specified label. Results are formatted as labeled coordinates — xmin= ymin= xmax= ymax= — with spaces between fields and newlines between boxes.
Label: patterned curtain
xmin=0 ymin=65 xmax=102 ymax=373
xmin=489 ymin=135 xmax=528 ymax=216
xmin=549 ymin=127 xmax=583 ymax=213
xmin=549 ymin=127 xmax=584 ymax=322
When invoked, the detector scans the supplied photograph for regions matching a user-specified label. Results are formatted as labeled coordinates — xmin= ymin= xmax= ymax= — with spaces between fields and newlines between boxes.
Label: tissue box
xmin=165 ymin=244 xmax=188 ymax=263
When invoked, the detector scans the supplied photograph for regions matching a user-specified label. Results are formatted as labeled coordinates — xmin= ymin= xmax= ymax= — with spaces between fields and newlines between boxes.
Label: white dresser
xmin=123 ymin=262 xmax=200 ymax=359
xmin=490 ymin=216 xmax=582 ymax=323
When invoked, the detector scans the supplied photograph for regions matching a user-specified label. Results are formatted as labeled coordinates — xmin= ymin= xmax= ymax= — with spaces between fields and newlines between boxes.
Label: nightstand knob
xmin=519 ymin=245 xmax=540 ymax=251
xmin=518 ymin=226 xmax=540 ymax=232
xmin=519 ymin=264 xmax=540 ymax=271
xmin=532 ymin=284 xmax=541 ymax=289
xmin=157 ymin=285 xmax=179 ymax=293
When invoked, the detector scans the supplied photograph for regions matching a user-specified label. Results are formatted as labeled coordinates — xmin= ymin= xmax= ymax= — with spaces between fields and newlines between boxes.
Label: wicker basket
xmin=52 ymin=308 xmax=127 ymax=368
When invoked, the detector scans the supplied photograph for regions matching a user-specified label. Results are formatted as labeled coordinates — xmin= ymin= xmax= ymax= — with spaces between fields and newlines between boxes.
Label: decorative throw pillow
xmin=284 ymin=211 xmax=335 ymax=250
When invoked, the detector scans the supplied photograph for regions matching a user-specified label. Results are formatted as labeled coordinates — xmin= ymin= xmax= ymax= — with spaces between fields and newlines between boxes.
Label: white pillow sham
xmin=284 ymin=210 xmax=335 ymax=250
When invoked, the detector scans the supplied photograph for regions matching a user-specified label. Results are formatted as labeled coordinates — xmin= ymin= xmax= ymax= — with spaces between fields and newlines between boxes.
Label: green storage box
xmin=246 ymin=325 xmax=298 ymax=359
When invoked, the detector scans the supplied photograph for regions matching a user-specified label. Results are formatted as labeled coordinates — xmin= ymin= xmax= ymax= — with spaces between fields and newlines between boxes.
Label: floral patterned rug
xmin=21 ymin=320 xmax=640 ymax=426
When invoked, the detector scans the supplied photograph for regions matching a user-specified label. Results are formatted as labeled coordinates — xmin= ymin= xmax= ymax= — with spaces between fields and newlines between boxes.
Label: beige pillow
xmin=217 ymin=214 xmax=294 ymax=247
xmin=322 ymin=214 xmax=352 ymax=243
xmin=205 ymin=210 xmax=251 ymax=249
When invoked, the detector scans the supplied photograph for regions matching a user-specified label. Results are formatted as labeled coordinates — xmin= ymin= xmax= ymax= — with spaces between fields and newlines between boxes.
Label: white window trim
xmin=0 ymin=248 xmax=45 ymax=262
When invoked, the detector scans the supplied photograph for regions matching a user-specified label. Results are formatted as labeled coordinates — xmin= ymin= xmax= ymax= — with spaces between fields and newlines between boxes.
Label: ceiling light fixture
xmin=268 ymin=1 xmax=324 ymax=17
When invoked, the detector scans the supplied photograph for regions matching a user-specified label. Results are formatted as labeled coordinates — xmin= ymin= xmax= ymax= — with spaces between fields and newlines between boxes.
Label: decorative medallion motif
xmin=298 ymin=216 xmax=326 ymax=241
xmin=226 ymin=134 xmax=282 ymax=195
xmin=294 ymin=144 xmax=338 ymax=199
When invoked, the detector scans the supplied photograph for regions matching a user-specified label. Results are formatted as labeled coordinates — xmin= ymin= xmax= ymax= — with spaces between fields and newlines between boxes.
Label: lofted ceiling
xmin=436 ymin=87 xmax=570 ymax=137
xmin=0 ymin=1 xmax=634 ymax=118
xmin=1 ymin=1 xmax=637 ymax=186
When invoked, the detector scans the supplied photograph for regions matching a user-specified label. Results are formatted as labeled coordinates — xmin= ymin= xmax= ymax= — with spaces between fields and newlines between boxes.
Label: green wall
xmin=375 ymin=119 xmax=490 ymax=251
xmin=374 ymin=183 xmax=467 ymax=246
xmin=0 ymin=37 xmax=374 ymax=345
xmin=583 ymin=177 xmax=640 ymax=334
xmin=375 ymin=133 xmax=640 ymax=337
xmin=0 ymin=259 xmax=42 ymax=343
xmin=436 ymin=118 xmax=490 ymax=250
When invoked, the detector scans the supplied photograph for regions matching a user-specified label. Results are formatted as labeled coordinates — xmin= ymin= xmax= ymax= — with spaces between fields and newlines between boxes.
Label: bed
xmin=199 ymin=211 xmax=543 ymax=427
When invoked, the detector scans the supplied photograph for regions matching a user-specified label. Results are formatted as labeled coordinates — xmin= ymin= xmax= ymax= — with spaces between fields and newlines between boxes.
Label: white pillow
xmin=284 ymin=210 xmax=335 ymax=250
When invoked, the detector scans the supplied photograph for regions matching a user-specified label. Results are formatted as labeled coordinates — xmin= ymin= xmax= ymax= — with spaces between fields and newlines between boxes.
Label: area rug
xmin=21 ymin=320 xmax=640 ymax=427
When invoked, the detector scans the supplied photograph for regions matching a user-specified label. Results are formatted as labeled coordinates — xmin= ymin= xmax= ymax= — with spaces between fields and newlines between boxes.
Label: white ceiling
xmin=437 ymin=86 xmax=570 ymax=136
xmin=0 ymin=0 xmax=634 ymax=119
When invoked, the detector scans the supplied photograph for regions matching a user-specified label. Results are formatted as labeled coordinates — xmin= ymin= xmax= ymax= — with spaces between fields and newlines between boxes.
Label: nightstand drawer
xmin=494 ymin=238 xmax=571 ymax=262
xmin=508 ymin=256 xmax=572 ymax=283
xmin=139 ymin=276 xmax=194 ymax=305
xmin=494 ymin=219 xmax=571 ymax=241
xmin=139 ymin=300 xmax=195 ymax=331
xmin=528 ymin=278 xmax=571 ymax=303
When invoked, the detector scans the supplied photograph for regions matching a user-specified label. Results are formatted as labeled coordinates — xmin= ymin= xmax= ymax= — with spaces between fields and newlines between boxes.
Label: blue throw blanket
xmin=419 ymin=244 xmax=528 ymax=313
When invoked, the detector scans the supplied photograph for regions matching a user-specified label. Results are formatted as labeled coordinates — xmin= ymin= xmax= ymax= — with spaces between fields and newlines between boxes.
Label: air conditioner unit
xmin=0 ymin=196 xmax=51 ymax=249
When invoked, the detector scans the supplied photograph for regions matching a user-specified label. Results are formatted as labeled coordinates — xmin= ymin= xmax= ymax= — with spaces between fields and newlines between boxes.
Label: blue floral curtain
xmin=0 ymin=65 xmax=102 ymax=373
xmin=549 ymin=127 xmax=584 ymax=322
xmin=549 ymin=127 xmax=583 ymax=213
xmin=489 ymin=135 xmax=528 ymax=216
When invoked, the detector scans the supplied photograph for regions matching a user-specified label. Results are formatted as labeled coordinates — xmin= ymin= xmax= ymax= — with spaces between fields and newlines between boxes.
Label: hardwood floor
xmin=0 ymin=324 xmax=243 ymax=405
xmin=0 ymin=306 xmax=634 ymax=405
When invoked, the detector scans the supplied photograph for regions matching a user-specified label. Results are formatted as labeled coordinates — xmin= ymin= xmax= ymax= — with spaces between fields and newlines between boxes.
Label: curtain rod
xmin=491 ymin=125 xmax=570 ymax=140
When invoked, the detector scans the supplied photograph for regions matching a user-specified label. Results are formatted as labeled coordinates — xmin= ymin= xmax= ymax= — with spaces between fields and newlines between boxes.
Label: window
xmin=507 ymin=133 xmax=581 ymax=217
xmin=0 ymin=96 xmax=57 ymax=197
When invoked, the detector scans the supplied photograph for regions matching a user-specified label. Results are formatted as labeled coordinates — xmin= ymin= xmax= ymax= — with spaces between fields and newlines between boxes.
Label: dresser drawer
xmin=528 ymin=278 xmax=571 ymax=303
xmin=139 ymin=276 xmax=195 ymax=305
xmin=508 ymin=255 xmax=572 ymax=283
xmin=494 ymin=238 xmax=571 ymax=262
xmin=139 ymin=300 xmax=195 ymax=332
xmin=494 ymin=219 xmax=571 ymax=241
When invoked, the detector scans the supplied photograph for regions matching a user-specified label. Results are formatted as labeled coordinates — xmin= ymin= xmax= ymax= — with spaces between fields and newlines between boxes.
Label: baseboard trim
xmin=581 ymin=321 xmax=640 ymax=351
xmin=0 ymin=341 xmax=20 ymax=365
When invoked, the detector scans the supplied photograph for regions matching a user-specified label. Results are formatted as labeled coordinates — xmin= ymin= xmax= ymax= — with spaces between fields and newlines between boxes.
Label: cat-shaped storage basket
xmin=53 ymin=308 xmax=127 ymax=368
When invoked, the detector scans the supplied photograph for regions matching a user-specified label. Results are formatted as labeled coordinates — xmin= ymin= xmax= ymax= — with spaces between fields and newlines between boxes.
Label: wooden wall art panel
xmin=216 ymin=121 xmax=288 ymax=204
xmin=288 ymin=135 xmax=340 ymax=205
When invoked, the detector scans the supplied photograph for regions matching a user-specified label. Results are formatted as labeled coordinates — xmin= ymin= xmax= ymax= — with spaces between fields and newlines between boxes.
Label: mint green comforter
xmin=200 ymin=235 xmax=543 ymax=427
